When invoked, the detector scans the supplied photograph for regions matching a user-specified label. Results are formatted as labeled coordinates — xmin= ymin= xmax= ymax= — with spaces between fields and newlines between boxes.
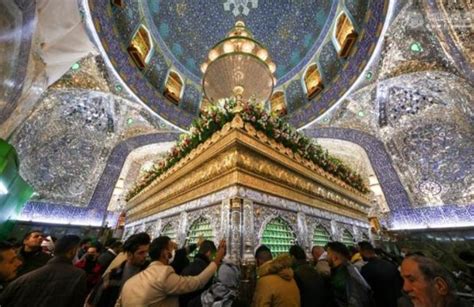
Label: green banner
xmin=0 ymin=139 xmax=34 ymax=240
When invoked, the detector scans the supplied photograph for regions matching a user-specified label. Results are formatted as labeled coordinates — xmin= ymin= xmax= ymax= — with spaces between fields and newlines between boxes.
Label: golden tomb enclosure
xmin=127 ymin=115 xmax=371 ymax=223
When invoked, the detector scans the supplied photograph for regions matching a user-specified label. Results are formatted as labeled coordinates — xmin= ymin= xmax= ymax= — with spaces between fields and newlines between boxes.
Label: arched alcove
xmin=164 ymin=70 xmax=184 ymax=105
xmin=261 ymin=217 xmax=297 ymax=256
xmin=186 ymin=216 xmax=215 ymax=257
xmin=270 ymin=91 xmax=287 ymax=115
xmin=303 ymin=63 xmax=324 ymax=100
xmin=128 ymin=25 xmax=154 ymax=69
xmin=312 ymin=225 xmax=331 ymax=247
xmin=333 ymin=11 xmax=358 ymax=58
xmin=341 ymin=229 xmax=354 ymax=246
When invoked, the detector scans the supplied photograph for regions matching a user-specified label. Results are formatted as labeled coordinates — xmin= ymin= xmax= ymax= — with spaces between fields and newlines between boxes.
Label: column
xmin=154 ymin=219 xmax=162 ymax=238
xmin=296 ymin=212 xmax=308 ymax=251
xmin=330 ymin=220 xmax=339 ymax=241
xmin=177 ymin=211 xmax=188 ymax=247
xmin=242 ymin=199 xmax=255 ymax=261
xmin=229 ymin=197 xmax=243 ymax=261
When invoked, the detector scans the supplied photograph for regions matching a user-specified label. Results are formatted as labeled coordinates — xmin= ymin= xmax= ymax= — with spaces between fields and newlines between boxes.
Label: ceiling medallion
xmin=223 ymin=0 xmax=258 ymax=17
xmin=201 ymin=21 xmax=276 ymax=105
xmin=419 ymin=180 xmax=442 ymax=196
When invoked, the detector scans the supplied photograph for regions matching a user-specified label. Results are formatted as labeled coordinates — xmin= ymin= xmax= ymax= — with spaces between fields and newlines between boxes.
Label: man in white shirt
xmin=117 ymin=236 xmax=226 ymax=307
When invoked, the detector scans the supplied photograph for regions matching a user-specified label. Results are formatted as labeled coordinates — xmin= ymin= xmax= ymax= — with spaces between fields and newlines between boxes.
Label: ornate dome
xmin=88 ymin=0 xmax=389 ymax=130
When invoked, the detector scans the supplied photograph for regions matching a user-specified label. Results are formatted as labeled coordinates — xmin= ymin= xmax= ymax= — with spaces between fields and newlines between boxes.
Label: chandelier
xmin=201 ymin=21 xmax=276 ymax=104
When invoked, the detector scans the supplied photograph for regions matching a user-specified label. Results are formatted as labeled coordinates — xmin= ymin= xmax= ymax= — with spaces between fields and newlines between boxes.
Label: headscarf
xmin=201 ymin=261 xmax=241 ymax=307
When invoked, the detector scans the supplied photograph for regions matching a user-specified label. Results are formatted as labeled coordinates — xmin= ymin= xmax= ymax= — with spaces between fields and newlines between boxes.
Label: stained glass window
xmin=186 ymin=217 xmax=215 ymax=257
xmin=312 ymin=225 xmax=331 ymax=247
xmin=261 ymin=217 xmax=296 ymax=257
xmin=341 ymin=229 xmax=354 ymax=247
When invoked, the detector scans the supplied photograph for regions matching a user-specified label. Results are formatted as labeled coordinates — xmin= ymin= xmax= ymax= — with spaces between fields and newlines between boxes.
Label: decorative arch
xmin=333 ymin=11 xmax=358 ymax=58
xmin=259 ymin=215 xmax=297 ymax=256
xmin=20 ymin=128 xmax=409 ymax=229
xmin=128 ymin=24 xmax=154 ymax=69
xmin=20 ymin=132 xmax=179 ymax=226
xmin=312 ymin=224 xmax=332 ymax=247
xmin=302 ymin=63 xmax=324 ymax=99
xmin=164 ymin=70 xmax=184 ymax=104
xmin=304 ymin=128 xmax=410 ymax=213
xmin=341 ymin=228 xmax=355 ymax=246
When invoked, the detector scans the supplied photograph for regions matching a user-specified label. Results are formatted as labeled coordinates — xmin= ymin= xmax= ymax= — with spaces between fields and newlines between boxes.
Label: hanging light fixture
xmin=201 ymin=21 xmax=276 ymax=104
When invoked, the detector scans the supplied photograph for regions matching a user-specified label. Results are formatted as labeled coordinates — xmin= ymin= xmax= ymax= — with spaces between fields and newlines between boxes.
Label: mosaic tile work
xmin=318 ymin=40 xmax=343 ymax=84
xmin=344 ymin=0 xmax=369 ymax=26
xmin=180 ymin=83 xmax=201 ymax=115
xmin=88 ymin=0 xmax=195 ymax=129
xmin=19 ymin=132 xmax=180 ymax=226
xmin=88 ymin=0 xmax=388 ymax=129
xmin=304 ymin=128 xmax=411 ymax=212
xmin=288 ymin=0 xmax=389 ymax=128
xmin=285 ymin=79 xmax=306 ymax=112
xmin=0 ymin=0 xmax=35 ymax=124
xmin=304 ymin=128 xmax=474 ymax=228
xmin=142 ymin=0 xmax=334 ymax=82
xmin=425 ymin=0 xmax=474 ymax=84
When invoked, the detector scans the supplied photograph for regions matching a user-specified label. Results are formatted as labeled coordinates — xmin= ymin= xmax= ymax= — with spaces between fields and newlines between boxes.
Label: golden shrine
xmin=125 ymin=113 xmax=371 ymax=260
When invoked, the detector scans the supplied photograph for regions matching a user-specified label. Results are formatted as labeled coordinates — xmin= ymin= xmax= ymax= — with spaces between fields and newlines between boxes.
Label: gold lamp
xmin=201 ymin=21 xmax=276 ymax=105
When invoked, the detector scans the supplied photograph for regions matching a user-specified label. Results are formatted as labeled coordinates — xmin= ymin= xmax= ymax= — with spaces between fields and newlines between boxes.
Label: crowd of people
xmin=0 ymin=229 xmax=472 ymax=307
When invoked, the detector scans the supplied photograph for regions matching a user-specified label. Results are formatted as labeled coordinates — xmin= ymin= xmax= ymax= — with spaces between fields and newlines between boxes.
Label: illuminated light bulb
xmin=257 ymin=49 xmax=268 ymax=61
xmin=268 ymin=62 xmax=276 ymax=73
xmin=223 ymin=41 xmax=235 ymax=53
xmin=241 ymin=40 xmax=255 ymax=53
xmin=208 ymin=49 xmax=219 ymax=61
xmin=200 ymin=62 xmax=208 ymax=73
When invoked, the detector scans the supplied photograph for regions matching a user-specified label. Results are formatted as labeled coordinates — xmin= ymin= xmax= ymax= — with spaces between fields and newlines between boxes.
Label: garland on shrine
xmin=126 ymin=98 xmax=370 ymax=201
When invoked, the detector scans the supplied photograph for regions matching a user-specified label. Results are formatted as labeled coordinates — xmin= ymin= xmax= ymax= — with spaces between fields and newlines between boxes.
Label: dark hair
xmin=149 ymin=236 xmax=171 ymax=261
xmin=358 ymin=241 xmax=375 ymax=252
xmin=123 ymin=233 xmax=151 ymax=254
xmin=255 ymin=245 xmax=272 ymax=263
xmin=0 ymin=241 xmax=15 ymax=262
xmin=406 ymin=255 xmax=456 ymax=293
xmin=55 ymin=235 xmax=81 ymax=256
xmin=327 ymin=242 xmax=350 ymax=259
xmin=289 ymin=245 xmax=306 ymax=260
xmin=23 ymin=230 xmax=43 ymax=241
xmin=198 ymin=240 xmax=216 ymax=255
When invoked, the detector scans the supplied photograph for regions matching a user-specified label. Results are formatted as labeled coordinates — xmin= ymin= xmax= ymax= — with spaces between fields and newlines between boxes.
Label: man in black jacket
xmin=97 ymin=239 xmax=122 ymax=272
xmin=0 ymin=235 xmax=87 ymax=307
xmin=179 ymin=240 xmax=217 ymax=307
xmin=87 ymin=232 xmax=150 ymax=307
xmin=16 ymin=230 xmax=52 ymax=277
xmin=289 ymin=245 xmax=332 ymax=307
xmin=359 ymin=241 xmax=402 ymax=307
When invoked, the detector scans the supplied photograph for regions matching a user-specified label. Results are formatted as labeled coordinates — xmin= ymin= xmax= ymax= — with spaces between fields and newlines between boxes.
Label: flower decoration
xmin=126 ymin=98 xmax=370 ymax=201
